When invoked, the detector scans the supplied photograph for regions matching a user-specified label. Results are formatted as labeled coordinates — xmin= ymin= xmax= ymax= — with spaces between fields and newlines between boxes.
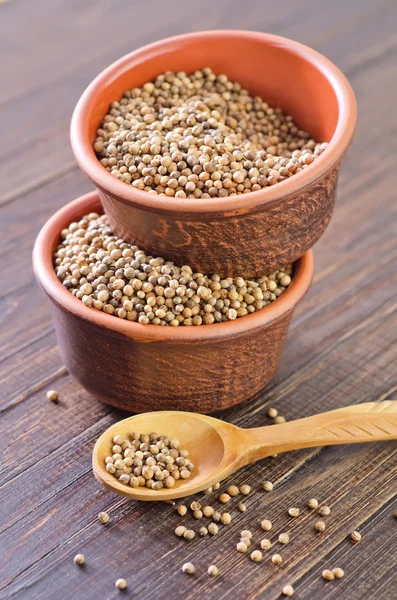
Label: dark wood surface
xmin=0 ymin=1 xmax=396 ymax=599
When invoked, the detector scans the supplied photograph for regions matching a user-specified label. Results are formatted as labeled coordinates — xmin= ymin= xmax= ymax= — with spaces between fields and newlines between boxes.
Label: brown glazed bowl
xmin=33 ymin=191 xmax=314 ymax=414
xmin=71 ymin=30 xmax=356 ymax=278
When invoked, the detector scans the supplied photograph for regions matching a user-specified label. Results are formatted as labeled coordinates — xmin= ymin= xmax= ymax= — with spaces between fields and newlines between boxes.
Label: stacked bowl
xmin=33 ymin=31 xmax=356 ymax=413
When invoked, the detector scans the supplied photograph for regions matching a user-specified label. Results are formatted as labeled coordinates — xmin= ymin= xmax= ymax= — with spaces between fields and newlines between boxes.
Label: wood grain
xmin=0 ymin=0 xmax=396 ymax=598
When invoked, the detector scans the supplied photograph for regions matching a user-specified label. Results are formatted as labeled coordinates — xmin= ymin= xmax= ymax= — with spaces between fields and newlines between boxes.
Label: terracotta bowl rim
xmin=33 ymin=191 xmax=314 ymax=343
xmin=71 ymin=29 xmax=356 ymax=214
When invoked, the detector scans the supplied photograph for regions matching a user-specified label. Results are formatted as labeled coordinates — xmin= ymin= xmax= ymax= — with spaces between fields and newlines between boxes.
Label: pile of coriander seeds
xmin=94 ymin=67 xmax=327 ymax=198
xmin=54 ymin=212 xmax=293 ymax=326
xmin=105 ymin=432 xmax=193 ymax=489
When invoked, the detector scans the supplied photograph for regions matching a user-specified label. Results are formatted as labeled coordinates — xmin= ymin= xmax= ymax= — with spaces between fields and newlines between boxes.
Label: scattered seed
xmin=240 ymin=536 xmax=251 ymax=548
xmin=208 ymin=523 xmax=219 ymax=536
xmin=268 ymin=407 xmax=278 ymax=418
xmin=322 ymin=569 xmax=335 ymax=581
xmin=219 ymin=493 xmax=231 ymax=504
xmin=241 ymin=530 xmax=253 ymax=539
xmin=98 ymin=511 xmax=110 ymax=524
xmin=212 ymin=511 xmax=221 ymax=522
xmin=115 ymin=578 xmax=127 ymax=590
xmin=221 ymin=513 xmax=232 ymax=525
xmin=260 ymin=538 xmax=272 ymax=551
xmin=272 ymin=554 xmax=283 ymax=566
xmin=177 ymin=505 xmax=187 ymax=516
xmin=190 ymin=501 xmax=201 ymax=511
xmin=318 ymin=506 xmax=331 ymax=517
xmin=288 ymin=508 xmax=300 ymax=517
xmin=240 ymin=484 xmax=251 ymax=495
xmin=193 ymin=510 xmax=203 ymax=519
xmin=213 ymin=483 xmax=221 ymax=491
xmin=208 ymin=565 xmax=219 ymax=577
xmin=307 ymin=498 xmax=319 ymax=509
xmin=46 ymin=390 xmax=58 ymax=402
xmin=237 ymin=541 xmax=248 ymax=553
xmin=74 ymin=554 xmax=85 ymax=566
xmin=283 ymin=585 xmax=294 ymax=596
xmin=203 ymin=487 xmax=213 ymax=495
xmin=203 ymin=506 xmax=214 ymax=517
xmin=279 ymin=533 xmax=290 ymax=545
xmin=250 ymin=550 xmax=263 ymax=563
xmin=199 ymin=526 xmax=208 ymax=536
xmin=182 ymin=562 xmax=196 ymax=575
xmin=261 ymin=519 xmax=272 ymax=531
xmin=175 ymin=525 xmax=187 ymax=537
xmin=183 ymin=529 xmax=195 ymax=540
xmin=274 ymin=416 xmax=286 ymax=424
xmin=262 ymin=481 xmax=274 ymax=492
xmin=350 ymin=530 xmax=362 ymax=544
xmin=238 ymin=503 xmax=247 ymax=512
xmin=227 ymin=485 xmax=239 ymax=497
xmin=332 ymin=567 xmax=345 ymax=579
xmin=315 ymin=521 xmax=326 ymax=533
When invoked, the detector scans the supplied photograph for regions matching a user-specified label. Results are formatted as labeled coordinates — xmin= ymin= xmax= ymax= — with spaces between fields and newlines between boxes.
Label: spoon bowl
xmin=93 ymin=402 xmax=397 ymax=501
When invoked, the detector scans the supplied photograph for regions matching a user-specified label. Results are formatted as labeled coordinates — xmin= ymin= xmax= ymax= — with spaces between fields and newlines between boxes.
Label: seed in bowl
xmin=54 ymin=213 xmax=293 ymax=326
xmin=94 ymin=68 xmax=327 ymax=198
xmin=104 ymin=433 xmax=193 ymax=489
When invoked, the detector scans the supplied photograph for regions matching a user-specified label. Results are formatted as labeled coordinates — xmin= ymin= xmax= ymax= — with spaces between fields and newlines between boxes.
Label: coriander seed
xmin=190 ymin=501 xmax=201 ymax=511
xmin=227 ymin=485 xmax=239 ymax=497
xmin=212 ymin=511 xmax=221 ymax=522
xmin=262 ymin=481 xmax=273 ymax=492
xmin=115 ymin=579 xmax=127 ymax=590
xmin=250 ymin=550 xmax=263 ymax=563
xmin=272 ymin=554 xmax=283 ymax=566
xmin=237 ymin=541 xmax=248 ymax=553
xmin=46 ymin=389 xmax=58 ymax=402
xmin=183 ymin=529 xmax=195 ymax=541
xmin=74 ymin=554 xmax=85 ymax=566
xmin=274 ymin=416 xmax=286 ymax=424
xmin=241 ymin=530 xmax=252 ymax=539
xmin=175 ymin=526 xmax=187 ymax=537
xmin=322 ymin=569 xmax=335 ymax=581
xmin=260 ymin=538 xmax=272 ymax=551
xmin=182 ymin=562 xmax=195 ymax=575
xmin=307 ymin=498 xmax=319 ymax=509
xmin=240 ymin=484 xmax=251 ymax=495
xmin=213 ymin=483 xmax=220 ymax=490
xmin=315 ymin=521 xmax=326 ymax=533
xmin=193 ymin=510 xmax=203 ymax=519
xmin=278 ymin=533 xmax=290 ymax=545
xmin=199 ymin=526 xmax=208 ymax=536
xmin=177 ymin=505 xmax=187 ymax=516
xmin=219 ymin=493 xmax=231 ymax=504
xmin=283 ymin=585 xmax=294 ymax=597
xmin=220 ymin=513 xmax=232 ymax=525
xmin=288 ymin=508 xmax=300 ymax=518
xmin=208 ymin=565 xmax=219 ymax=577
xmin=203 ymin=506 xmax=214 ymax=518
xmin=208 ymin=523 xmax=219 ymax=536
xmin=332 ymin=567 xmax=345 ymax=579
xmin=238 ymin=503 xmax=246 ymax=512
xmin=240 ymin=536 xmax=251 ymax=548
xmin=350 ymin=530 xmax=362 ymax=544
xmin=267 ymin=407 xmax=278 ymax=418
xmin=98 ymin=511 xmax=110 ymax=524
xmin=318 ymin=506 xmax=331 ymax=517
xmin=261 ymin=519 xmax=272 ymax=531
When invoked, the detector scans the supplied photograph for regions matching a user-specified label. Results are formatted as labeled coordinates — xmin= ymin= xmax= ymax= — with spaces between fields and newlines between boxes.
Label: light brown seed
xmin=190 ymin=501 xmax=201 ymax=511
xmin=199 ymin=526 xmax=208 ymax=536
xmin=307 ymin=498 xmax=319 ymax=509
xmin=322 ymin=569 xmax=335 ymax=581
xmin=183 ymin=529 xmax=195 ymax=540
xmin=208 ymin=523 xmax=219 ymax=535
xmin=237 ymin=541 xmax=248 ymax=553
xmin=350 ymin=530 xmax=362 ymax=544
xmin=260 ymin=538 xmax=272 ymax=551
xmin=315 ymin=521 xmax=326 ymax=533
xmin=182 ymin=562 xmax=195 ymax=575
xmin=74 ymin=554 xmax=85 ymax=565
xmin=46 ymin=389 xmax=58 ymax=402
xmin=203 ymin=506 xmax=214 ymax=517
xmin=193 ymin=510 xmax=203 ymax=519
xmin=227 ymin=485 xmax=239 ymax=497
xmin=279 ymin=533 xmax=290 ymax=545
xmin=213 ymin=482 xmax=221 ymax=490
xmin=175 ymin=526 xmax=187 ymax=537
xmin=115 ymin=578 xmax=127 ymax=590
xmin=274 ymin=416 xmax=286 ymax=424
xmin=283 ymin=585 xmax=294 ymax=596
xmin=241 ymin=529 xmax=253 ymax=539
xmin=262 ymin=481 xmax=273 ymax=492
xmin=288 ymin=508 xmax=300 ymax=517
xmin=318 ymin=506 xmax=331 ymax=517
xmin=250 ymin=550 xmax=263 ymax=563
xmin=332 ymin=567 xmax=345 ymax=579
xmin=240 ymin=484 xmax=251 ymax=495
xmin=267 ymin=407 xmax=278 ymax=418
xmin=208 ymin=565 xmax=219 ymax=577
xmin=240 ymin=536 xmax=251 ymax=548
xmin=177 ymin=505 xmax=187 ymax=516
xmin=220 ymin=513 xmax=232 ymax=525
xmin=219 ymin=493 xmax=231 ymax=504
xmin=272 ymin=554 xmax=283 ymax=565
xmin=261 ymin=519 xmax=272 ymax=531
xmin=98 ymin=511 xmax=110 ymax=524
xmin=238 ymin=503 xmax=247 ymax=512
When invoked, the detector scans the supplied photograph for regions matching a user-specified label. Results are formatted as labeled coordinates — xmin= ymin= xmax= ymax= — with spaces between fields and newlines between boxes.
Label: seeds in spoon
xmin=46 ymin=389 xmax=58 ymax=402
xmin=208 ymin=565 xmax=219 ymax=577
xmin=98 ymin=511 xmax=110 ymax=524
xmin=262 ymin=481 xmax=274 ymax=492
xmin=182 ymin=563 xmax=196 ymax=575
xmin=74 ymin=554 xmax=85 ymax=566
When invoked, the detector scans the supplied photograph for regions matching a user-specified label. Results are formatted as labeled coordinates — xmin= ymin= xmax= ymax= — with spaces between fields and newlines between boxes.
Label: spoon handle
xmin=247 ymin=401 xmax=397 ymax=459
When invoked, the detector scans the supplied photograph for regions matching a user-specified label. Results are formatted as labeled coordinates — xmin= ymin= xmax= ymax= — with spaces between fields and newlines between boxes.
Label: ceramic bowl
xmin=33 ymin=191 xmax=314 ymax=413
xmin=71 ymin=30 xmax=355 ymax=278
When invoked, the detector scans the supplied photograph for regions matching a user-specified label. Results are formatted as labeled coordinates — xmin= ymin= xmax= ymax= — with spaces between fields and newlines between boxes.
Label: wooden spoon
xmin=93 ymin=401 xmax=397 ymax=501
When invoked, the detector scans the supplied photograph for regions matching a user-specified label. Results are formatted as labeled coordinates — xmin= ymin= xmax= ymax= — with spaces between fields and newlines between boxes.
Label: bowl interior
xmin=85 ymin=32 xmax=340 ymax=148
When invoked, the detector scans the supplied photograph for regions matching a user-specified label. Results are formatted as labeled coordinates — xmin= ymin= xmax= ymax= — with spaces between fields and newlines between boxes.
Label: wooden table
xmin=1 ymin=1 xmax=396 ymax=598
